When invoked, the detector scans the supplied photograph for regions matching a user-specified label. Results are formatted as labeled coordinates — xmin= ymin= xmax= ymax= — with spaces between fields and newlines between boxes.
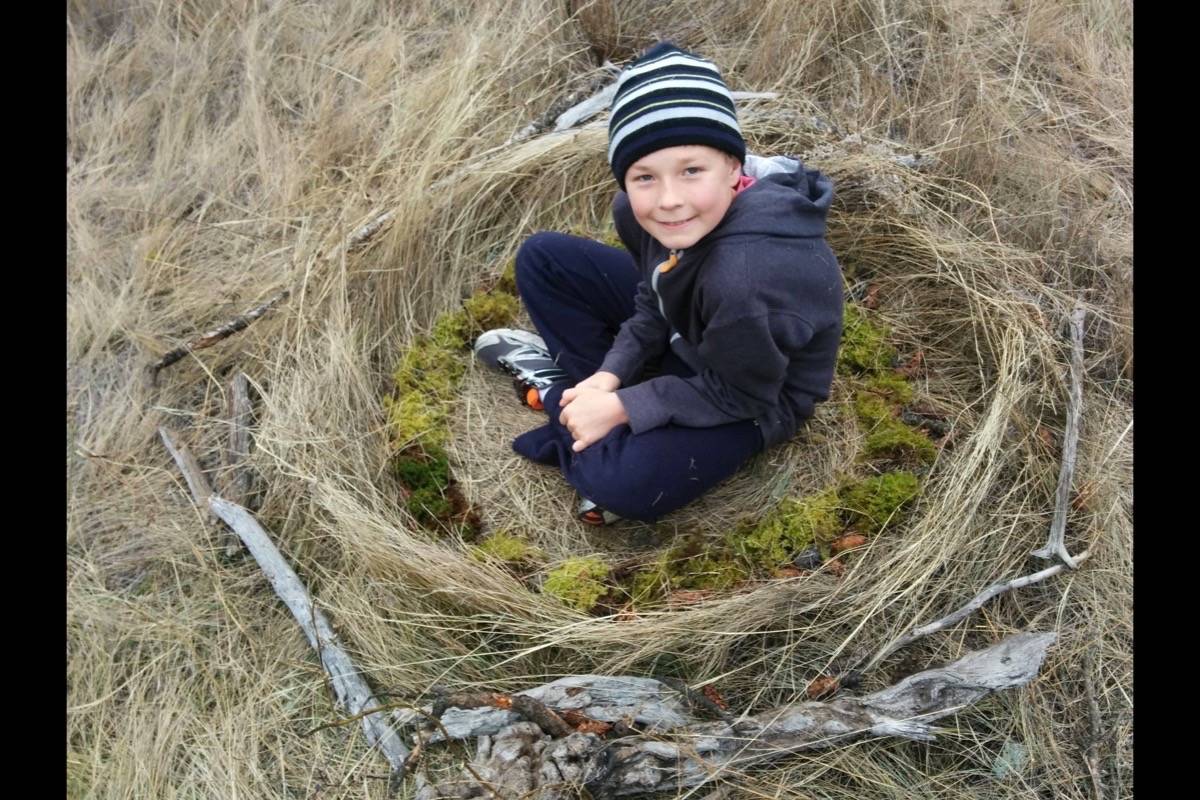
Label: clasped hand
xmin=558 ymin=371 xmax=626 ymax=453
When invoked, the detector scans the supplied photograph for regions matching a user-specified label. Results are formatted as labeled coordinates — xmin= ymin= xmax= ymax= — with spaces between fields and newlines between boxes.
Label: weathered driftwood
xmin=413 ymin=632 xmax=1056 ymax=800
xmin=149 ymin=288 xmax=290 ymax=380
xmin=864 ymin=550 xmax=1090 ymax=673
xmin=1032 ymin=306 xmax=1087 ymax=568
xmin=159 ymin=428 xmax=411 ymax=779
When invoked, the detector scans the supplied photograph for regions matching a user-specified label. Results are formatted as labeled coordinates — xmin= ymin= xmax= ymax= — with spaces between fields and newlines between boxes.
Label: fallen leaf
xmin=702 ymin=684 xmax=730 ymax=711
xmin=831 ymin=533 xmax=868 ymax=554
xmin=773 ymin=566 xmax=803 ymax=579
xmin=825 ymin=560 xmax=846 ymax=577
xmin=1037 ymin=426 xmax=1056 ymax=449
xmin=864 ymin=283 xmax=881 ymax=309
xmin=806 ymin=675 xmax=839 ymax=700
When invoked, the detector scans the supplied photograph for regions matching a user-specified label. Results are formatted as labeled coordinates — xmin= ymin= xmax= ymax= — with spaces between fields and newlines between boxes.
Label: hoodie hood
xmin=704 ymin=153 xmax=834 ymax=241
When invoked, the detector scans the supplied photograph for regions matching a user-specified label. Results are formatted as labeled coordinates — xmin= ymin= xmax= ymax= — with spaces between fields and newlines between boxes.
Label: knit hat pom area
xmin=607 ymin=41 xmax=746 ymax=191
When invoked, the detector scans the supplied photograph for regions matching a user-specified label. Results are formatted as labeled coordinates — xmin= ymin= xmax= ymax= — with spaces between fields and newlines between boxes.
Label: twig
xmin=1032 ymin=305 xmax=1087 ymax=568
xmin=865 ymin=551 xmax=1090 ymax=673
xmin=222 ymin=372 xmax=254 ymax=554
xmin=341 ymin=210 xmax=395 ymax=254
xmin=159 ymin=428 xmax=213 ymax=508
xmin=159 ymin=428 xmax=411 ymax=780
xmin=149 ymin=289 xmax=290 ymax=379
xmin=1083 ymin=647 xmax=1106 ymax=800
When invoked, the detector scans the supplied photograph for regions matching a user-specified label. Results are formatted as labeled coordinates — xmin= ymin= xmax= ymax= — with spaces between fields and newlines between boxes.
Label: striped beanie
xmin=607 ymin=41 xmax=745 ymax=190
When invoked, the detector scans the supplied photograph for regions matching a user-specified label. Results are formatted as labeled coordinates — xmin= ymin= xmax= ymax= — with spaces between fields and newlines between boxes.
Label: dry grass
xmin=67 ymin=1 xmax=1131 ymax=798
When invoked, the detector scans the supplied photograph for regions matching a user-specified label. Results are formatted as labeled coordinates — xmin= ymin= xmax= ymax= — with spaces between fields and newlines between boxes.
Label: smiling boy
xmin=474 ymin=41 xmax=843 ymax=524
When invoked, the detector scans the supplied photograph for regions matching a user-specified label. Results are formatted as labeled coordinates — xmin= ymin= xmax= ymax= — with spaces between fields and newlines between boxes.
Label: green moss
xmin=543 ymin=556 xmax=611 ymax=612
xmin=472 ymin=531 xmax=540 ymax=563
xmin=841 ymin=472 xmax=920 ymax=534
xmin=864 ymin=422 xmax=937 ymax=463
xmin=392 ymin=446 xmax=454 ymax=523
xmin=497 ymin=258 xmax=517 ymax=295
xmin=855 ymin=393 xmax=894 ymax=428
xmin=462 ymin=291 xmax=520 ymax=339
xmin=385 ymin=390 xmax=447 ymax=449
xmin=389 ymin=291 xmax=515 ymax=450
xmin=629 ymin=536 xmax=747 ymax=603
xmin=732 ymin=489 xmax=842 ymax=568
xmin=853 ymin=377 xmax=933 ymax=465
xmin=838 ymin=304 xmax=897 ymax=375
xmin=863 ymin=371 xmax=914 ymax=404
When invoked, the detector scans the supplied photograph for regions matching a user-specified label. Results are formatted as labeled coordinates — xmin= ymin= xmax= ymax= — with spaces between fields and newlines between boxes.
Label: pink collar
xmin=734 ymin=174 xmax=757 ymax=194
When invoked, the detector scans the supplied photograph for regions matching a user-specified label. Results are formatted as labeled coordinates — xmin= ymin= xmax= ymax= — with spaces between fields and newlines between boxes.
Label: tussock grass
xmin=68 ymin=1 xmax=1131 ymax=797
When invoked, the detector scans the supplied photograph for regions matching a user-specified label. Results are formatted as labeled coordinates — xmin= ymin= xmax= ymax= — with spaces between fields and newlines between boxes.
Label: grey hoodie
xmin=598 ymin=154 xmax=844 ymax=449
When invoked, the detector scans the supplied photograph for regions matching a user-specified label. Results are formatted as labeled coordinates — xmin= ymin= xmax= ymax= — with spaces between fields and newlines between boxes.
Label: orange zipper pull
xmin=658 ymin=251 xmax=679 ymax=273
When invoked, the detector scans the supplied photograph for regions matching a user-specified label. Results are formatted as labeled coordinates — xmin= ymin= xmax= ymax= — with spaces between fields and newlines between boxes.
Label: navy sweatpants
xmin=510 ymin=231 xmax=764 ymax=522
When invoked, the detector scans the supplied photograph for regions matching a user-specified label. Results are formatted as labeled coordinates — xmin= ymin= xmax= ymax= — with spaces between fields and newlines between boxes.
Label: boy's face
xmin=625 ymin=145 xmax=741 ymax=250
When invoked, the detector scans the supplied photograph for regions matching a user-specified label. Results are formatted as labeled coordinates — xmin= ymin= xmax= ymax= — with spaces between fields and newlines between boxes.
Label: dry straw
xmin=68 ymin=1 xmax=1131 ymax=798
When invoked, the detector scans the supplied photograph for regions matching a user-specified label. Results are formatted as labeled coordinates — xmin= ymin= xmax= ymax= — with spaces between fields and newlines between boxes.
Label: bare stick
xmin=1083 ymin=647 xmax=1106 ymax=800
xmin=159 ymin=427 xmax=213 ymax=508
xmin=865 ymin=551 xmax=1089 ymax=673
xmin=218 ymin=372 xmax=255 ymax=554
xmin=342 ymin=210 xmax=395 ymax=254
xmin=226 ymin=373 xmax=255 ymax=501
xmin=149 ymin=289 xmax=290 ymax=378
xmin=159 ymin=429 xmax=410 ymax=778
xmin=1032 ymin=305 xmax=1087 ymax=568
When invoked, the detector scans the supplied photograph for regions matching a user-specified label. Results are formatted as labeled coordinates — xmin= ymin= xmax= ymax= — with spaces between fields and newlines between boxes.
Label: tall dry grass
xmin=67 ymin=1 xmax=1131 ymax=798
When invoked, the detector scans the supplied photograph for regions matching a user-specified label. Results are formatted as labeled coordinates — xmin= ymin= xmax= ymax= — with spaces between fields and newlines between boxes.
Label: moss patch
xmin=864 ymin=422 xmax=937 ymax=463
xmin=732 ymin=489 xmax=843 ymax=568
xmin=472 ymin=531 xmax=541 ymax=564
xmin=629 ymin=535 xmax=747 ymax=603
xmin=386 ymin=282 xmax=519 ymax=530
xmin=838 ymin=304 xmax=897 ymax=375
xmin=543 ymin=557 xmax=611 ymax=612
xmin=392 ymin=446 xmax=453 ymax=524
xmin=841 ymin=472 xmax=921 ymax=534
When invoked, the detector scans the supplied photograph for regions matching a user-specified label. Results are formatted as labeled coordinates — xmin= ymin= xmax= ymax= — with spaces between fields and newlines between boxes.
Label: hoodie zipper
xmin=650 ymin=249 xmax=681 ymax=320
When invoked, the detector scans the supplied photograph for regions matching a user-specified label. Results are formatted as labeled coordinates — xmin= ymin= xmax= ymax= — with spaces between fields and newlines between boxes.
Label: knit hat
xmin=607 ymin=41 xmax=745 ymax=190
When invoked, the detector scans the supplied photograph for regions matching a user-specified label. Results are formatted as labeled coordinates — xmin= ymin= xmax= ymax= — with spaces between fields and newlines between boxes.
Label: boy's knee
xmin=514 ymin=232 xmax=565 ymax=291
xmin=574 ymin=457 xmax=664 ymax=523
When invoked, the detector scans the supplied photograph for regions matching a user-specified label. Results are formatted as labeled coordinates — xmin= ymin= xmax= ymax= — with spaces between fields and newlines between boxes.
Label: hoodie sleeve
xmin=615 ymin=311 xmax=814 ymax=433
xmin=597 ymin=193 xmax=670 ymax=385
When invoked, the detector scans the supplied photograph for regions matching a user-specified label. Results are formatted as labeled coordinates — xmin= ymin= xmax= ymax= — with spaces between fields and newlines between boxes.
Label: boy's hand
xmin=560 ymin=371 xmax=621 ymax=408
xmin=558 ymin=388 xmax=628 ymax=452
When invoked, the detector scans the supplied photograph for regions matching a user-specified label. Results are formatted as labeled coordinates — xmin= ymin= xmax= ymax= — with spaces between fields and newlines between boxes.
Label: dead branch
xmin=864 ymin=551 xmax=1089 ymax=673
xmin=414 ymin=632 xmax=1056 ymax=799
xmin=1083 ymin=646 xmax=1106 ymax=800
xmin=149 ymin=289 xmax=290 ymax=379
xmin=159 ymin=427 xmax=213 ymax=509
xmin=1032 ymin=305 xmax=1087 ymax=568
xmin=225 ymin=372 xmax=256 ymax=505
xmin=159 ymin=428 xmax=410 ymax=779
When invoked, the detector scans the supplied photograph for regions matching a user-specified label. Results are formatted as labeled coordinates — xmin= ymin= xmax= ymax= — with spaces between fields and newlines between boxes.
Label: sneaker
xmin=577 ymin=496 xmax=622 ymax=526
xmin=473 ymin=329 xmax=568 ymax=411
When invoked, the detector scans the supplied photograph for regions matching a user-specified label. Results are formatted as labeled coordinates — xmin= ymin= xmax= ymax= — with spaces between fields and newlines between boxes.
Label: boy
xmin=475 ymin=41 xmax=843 ymax=524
